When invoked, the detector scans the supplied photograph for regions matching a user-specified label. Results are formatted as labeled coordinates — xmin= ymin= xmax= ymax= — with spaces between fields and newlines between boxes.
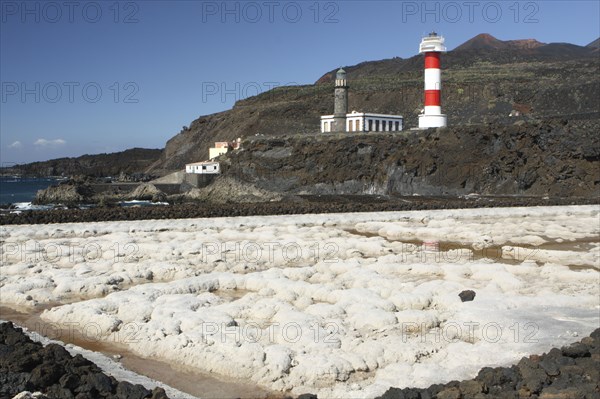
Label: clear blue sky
xmin=1 ymin=0 xmax=598 ymax=164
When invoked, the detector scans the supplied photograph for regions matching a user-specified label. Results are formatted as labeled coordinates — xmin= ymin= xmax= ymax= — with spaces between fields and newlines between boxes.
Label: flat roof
xmin=186 ymin=161 xmax=219 ymax=166
xmin=349 ymin=112 xmax=403 ymax=118
xmin=321 ymin=113 xmax=403 ymax=119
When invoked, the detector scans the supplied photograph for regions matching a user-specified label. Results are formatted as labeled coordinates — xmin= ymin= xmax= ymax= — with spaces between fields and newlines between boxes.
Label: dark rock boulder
xmin=562 ymin=342 xmax=591 ymax=358
xmin=150 ymin=387 xmax=169 ymax=399
xmin=517 ymin=356 xmax=550 ymax=393
xmin=116 ymin=381 xmax=151 ymax=399
xmin=29 ymin=362 xmax=65 ymax=388
xmin=459 ymin=290 xmax=476 ymax=302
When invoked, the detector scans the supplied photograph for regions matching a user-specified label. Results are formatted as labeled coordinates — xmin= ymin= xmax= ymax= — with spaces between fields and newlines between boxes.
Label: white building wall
xmin=321 ymin=116 xmax=334 ymax=133
xmin=209 ymin=147 xmax=228 ymax=160
xmin=321 ymin=113 xmax=402 ymax=133
xmin=185 ymin=163 xmax=220 ymax=175
xmin=347 ymin=116 xmax=365 ymax=132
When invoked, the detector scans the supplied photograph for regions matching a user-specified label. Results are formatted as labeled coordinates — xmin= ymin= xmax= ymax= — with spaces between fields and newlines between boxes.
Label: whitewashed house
xmin=185 ymin=161 xmax=220 ymax=174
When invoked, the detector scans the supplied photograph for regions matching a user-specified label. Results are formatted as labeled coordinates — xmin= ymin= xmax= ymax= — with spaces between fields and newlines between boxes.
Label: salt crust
xmin=1 ymin=205 xmax=599 ymax=398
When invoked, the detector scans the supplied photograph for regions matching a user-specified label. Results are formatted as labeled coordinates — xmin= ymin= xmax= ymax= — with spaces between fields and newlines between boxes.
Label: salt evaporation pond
xmin=1 ymin=205 xmax=598 ymax=398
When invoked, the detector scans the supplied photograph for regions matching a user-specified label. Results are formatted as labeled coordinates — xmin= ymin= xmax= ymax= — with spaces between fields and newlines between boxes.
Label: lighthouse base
xmin=418 ymin=114 xmax=447 ymax=129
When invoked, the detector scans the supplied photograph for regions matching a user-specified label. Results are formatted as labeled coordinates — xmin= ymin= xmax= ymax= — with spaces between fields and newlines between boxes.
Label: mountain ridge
xmin=453 ymin=33 xmax=545 ymax=51
xmin=315 ymin=33 xmax=595 ymax=85
xmin=1 ymin=148 xmax=162 ymax=178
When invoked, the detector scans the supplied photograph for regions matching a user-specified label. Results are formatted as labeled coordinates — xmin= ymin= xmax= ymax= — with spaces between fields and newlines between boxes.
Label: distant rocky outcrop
xmin=128 ymin=183 xmax=167 ymax=202
xmin=33 ymin=178 xmax=95 ymax=205
xmin=181 ymin=177 xmax=283 ymax=203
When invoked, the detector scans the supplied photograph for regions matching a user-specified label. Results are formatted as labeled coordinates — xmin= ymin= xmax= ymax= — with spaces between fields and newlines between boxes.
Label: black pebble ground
xmin=1 ymin=196 xmax=597 ymax=226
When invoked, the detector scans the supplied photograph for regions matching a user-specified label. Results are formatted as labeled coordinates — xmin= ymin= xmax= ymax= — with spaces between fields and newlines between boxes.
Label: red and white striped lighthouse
xmin=418 ymin=32 xmax=447 ymax=129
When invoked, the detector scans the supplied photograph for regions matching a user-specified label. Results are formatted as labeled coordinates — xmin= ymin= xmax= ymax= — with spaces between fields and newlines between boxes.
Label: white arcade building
xmin=321 ymin=111 xmax=403 ymax=133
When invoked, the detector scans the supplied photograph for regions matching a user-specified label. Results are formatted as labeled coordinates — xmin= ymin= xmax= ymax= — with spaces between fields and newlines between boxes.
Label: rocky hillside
xmin=218 ymin=119 xmax=599 ymax=198
xmin=2 ymin=148 xmax=161 ymax=178
xmin=146 ymin=34 xmax=599 ymax=175
xmin=587 ymin=37 xmax=600 ymax=52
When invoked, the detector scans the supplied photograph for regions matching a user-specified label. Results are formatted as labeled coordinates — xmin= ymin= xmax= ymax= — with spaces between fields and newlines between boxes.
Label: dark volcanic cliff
xmin=146 ymin=34 xmax=599 ymax=175
xmin=218 ymin=119 xmax=599 ymax=198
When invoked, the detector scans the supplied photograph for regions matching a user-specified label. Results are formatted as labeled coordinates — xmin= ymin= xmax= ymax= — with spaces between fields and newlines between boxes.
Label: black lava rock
xmin=29 ymin=362 xmax=65 ymax=388
xmin=376 ymin=328 xmax=600 ymax=399
xmin=115 ymin=381 xmax=152 ymax=399
xmin=0 ymin=322 xmax=168 ymax=399
xmin=459 ymin=290 xmax=476 ymax=302
xmin=562 ymin=341 xmax=591 ymax=358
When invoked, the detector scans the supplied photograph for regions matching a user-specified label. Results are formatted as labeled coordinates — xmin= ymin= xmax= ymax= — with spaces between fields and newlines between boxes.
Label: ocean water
xmin=0 ymin=177 xmax=63 ymax=205
xmin=0 ymin=177 xmax=170 ymax=208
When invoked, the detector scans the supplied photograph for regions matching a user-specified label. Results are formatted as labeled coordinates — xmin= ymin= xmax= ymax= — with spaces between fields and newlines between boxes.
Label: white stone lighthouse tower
xmin=418 ymin=32 xmax=447 ymax=129
xmin=332 ymin=68 xmax=348 ymax=132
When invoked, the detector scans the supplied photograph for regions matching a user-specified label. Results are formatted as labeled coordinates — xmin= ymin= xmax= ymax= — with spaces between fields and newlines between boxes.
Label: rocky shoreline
xmin=375 ymin=328 xmax=600 ymax=399
xmin=0 ymin=322 xmax=169 ymax=399
xmin=2 ymin=195 xmax=598 ymax=226
xmin=1 ymin=321 xmax=598 ymax=399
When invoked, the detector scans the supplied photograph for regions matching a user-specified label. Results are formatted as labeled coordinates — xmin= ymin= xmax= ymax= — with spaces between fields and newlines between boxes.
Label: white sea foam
xmin=11 ymin=202 xmax=56 ymax=211
xmin=1 ymin=205 xmax=599 ymax=398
